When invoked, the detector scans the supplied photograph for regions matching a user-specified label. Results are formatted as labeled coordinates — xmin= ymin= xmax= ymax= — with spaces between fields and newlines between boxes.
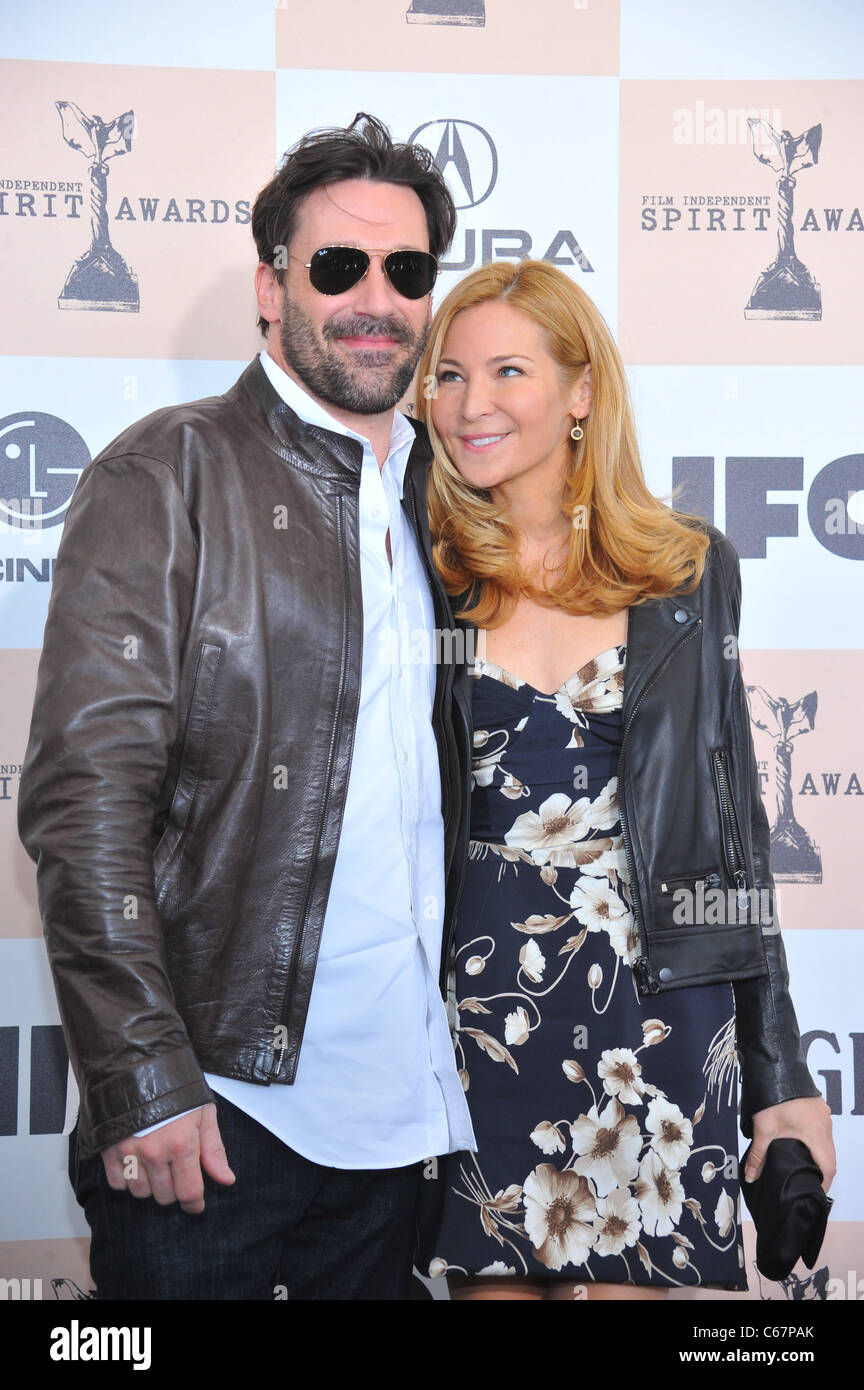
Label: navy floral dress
xmin=425 ymin=646 xmax=747 ymax=1289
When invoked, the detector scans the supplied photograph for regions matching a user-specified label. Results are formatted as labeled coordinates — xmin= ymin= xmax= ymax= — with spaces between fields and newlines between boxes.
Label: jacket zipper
xmin=270 ymin=493 xmax=354 ymax=1079
xmin=711 ymin=747 xmax=750 ymax=918
xmin=660 ymin=871 xmax=722 ymax=894
xmin=619 ymin=619 xmax=702 ymax=996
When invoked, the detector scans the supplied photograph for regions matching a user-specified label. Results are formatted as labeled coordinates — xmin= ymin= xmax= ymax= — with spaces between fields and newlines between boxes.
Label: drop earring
xmin=570 ymin=419 xmax=585 ymax=442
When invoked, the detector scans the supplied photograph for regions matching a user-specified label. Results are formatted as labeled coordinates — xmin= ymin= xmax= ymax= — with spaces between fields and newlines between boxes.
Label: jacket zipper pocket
xmin=711 ymin=747 xmax=749 ymax=917
xmin=659 ymin=871 xmax=722 ymax=894
xmin=154 ymin=640 xmax=223 ymax=893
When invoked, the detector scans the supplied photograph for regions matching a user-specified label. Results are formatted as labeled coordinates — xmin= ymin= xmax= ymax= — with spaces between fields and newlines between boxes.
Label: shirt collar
xmin=259 ymin=350 xmax=416 ymax=498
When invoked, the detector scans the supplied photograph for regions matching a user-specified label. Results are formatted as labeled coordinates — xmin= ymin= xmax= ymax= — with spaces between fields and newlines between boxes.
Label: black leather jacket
xmin=19 ymin=358 xmax=464 ymax=1158
xmin=450 ymin=525 xmax=819 ymax=1137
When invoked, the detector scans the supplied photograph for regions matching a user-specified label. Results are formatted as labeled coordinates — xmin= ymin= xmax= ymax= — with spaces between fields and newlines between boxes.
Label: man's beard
xmin=278 ymin=295 xmax=428 ymax=415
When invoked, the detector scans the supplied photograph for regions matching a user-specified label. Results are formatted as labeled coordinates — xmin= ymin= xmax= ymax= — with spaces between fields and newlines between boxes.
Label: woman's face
xmin=431 ymin=300 xmax=590 ymax=499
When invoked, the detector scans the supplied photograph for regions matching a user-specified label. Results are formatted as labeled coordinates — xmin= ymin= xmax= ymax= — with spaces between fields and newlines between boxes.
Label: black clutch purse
xmin=739 ymin=1137 xmax=833 ymax=1281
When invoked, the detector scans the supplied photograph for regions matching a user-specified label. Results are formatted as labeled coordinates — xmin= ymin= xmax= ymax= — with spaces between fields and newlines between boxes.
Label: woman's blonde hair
xmin=415 ymin=259 xmax=709 ymax=624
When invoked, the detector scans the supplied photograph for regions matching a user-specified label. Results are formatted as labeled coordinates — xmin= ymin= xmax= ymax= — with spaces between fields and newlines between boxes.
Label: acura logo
xmin=409 ymin=118 xmax=498 ymax=210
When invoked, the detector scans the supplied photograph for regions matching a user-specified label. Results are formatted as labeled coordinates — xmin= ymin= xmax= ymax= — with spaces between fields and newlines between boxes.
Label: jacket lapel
xmin=622 ymin=596 xmax=701 ymax=729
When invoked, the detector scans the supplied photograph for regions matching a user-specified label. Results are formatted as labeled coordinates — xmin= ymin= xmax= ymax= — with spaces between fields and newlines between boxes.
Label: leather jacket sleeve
xmin=18 ymin=448 xmax=217 ymax=1153
xmin=713 ymin=535 xmax=821 ymax=1135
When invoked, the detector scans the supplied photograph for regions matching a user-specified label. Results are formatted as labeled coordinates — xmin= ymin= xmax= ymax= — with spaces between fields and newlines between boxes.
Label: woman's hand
xmin=745 ymin=1096 xmax=835 ymax=1191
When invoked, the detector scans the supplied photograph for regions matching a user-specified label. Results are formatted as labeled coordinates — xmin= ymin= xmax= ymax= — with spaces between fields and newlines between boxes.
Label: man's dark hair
xmin=252 ymin=112 xmax=456 ymax=334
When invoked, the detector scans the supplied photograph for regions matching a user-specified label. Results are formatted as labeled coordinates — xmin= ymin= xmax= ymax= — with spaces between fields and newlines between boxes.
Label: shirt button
xmin=673 ymin=608 xmax=688 ymax=623
xmin=658 ymin=966 xmax=673 ymax=982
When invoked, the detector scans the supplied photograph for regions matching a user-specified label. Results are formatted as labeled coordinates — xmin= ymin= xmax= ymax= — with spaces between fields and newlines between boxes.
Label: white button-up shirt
xmin=197 ymin=352 xmax=474 ymax=1167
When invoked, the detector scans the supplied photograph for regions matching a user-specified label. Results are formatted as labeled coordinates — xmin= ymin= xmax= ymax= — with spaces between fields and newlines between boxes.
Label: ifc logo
xmin=0 ymin=413 xmax=89 ymax=529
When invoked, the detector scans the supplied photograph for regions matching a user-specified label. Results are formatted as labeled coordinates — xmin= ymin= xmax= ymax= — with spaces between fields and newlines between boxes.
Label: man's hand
xmin=745 ymin=1096 xmax=836 ymax=1191
xmin=101 ymin=1103 xmax=235 ymax=1213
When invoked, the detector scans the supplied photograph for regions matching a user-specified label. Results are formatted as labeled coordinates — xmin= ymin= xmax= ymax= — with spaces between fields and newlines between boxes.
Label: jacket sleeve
xmin=713 ymin=533 xmax=821 ymax=1135
xmin=18 ymin=449 xmax=216 ymax=1157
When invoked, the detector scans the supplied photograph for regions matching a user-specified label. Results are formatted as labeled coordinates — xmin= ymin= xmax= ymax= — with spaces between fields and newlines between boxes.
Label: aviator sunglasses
xmin=301 ymin=245 xmax=439 ymax=300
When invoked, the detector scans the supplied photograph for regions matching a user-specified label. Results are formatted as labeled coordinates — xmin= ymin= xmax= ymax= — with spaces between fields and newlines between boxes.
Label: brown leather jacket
xmin=19 ymin=359 xmax=464 ymax=1157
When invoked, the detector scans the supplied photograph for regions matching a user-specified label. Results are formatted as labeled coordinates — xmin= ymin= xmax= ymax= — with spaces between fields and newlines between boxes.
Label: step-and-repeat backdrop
xmin=1 ymin=0 xmax=862 ymax=1303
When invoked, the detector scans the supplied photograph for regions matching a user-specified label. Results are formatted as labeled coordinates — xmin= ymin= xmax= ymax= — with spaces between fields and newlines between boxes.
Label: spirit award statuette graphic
xmin=745 ymin=119 xmax=822 ymax=321
xmin=406 ymin=1 xmax=486 ymax=24
xmin=748 ymin=684 xmax=822 ymax=883
xmin=56 ymin=101 xmax=139 ymax=313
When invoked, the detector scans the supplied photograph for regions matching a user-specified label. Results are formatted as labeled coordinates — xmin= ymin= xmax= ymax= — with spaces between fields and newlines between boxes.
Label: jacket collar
xmin=228 ymin=357 xmax=434 ymax=487
xmin=621 ymin=595 xmax=701 ymax=730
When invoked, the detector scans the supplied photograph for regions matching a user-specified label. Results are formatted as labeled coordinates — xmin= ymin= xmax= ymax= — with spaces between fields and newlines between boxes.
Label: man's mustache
xmin=323 ymin=315 xmax=415 ymax=345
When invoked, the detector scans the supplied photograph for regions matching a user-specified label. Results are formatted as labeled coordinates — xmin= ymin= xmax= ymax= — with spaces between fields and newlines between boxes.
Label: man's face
xmin=266 ymin=179 xmax=433 ymax=417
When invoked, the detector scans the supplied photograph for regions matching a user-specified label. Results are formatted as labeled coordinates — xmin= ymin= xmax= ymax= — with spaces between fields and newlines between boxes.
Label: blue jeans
xmin=70 ymin=1093 xmax=422 ymax=1300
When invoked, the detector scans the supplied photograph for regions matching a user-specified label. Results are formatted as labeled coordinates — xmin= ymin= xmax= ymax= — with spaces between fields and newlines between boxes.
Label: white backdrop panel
xmin=627 ymin=364 xmax=864 ymax=649
xmin=0 ymin=0 xmax=276 ymax=70
xmin=620 ymin=0 xmax=864 ymax=80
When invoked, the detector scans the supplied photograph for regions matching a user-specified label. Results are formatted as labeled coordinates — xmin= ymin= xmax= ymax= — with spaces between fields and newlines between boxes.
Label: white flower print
xmin=428 ymin=1258 xmax=448 ymax=1277
xmin=606 ymin=911 xmax=639 ymax=965
xmin=505 ymin=1006 xmax=531 ymax=1046
xmin=702 ymin=1161 xmax=716 ymax=1183
xmin=471 ymin=725 xmax=513 ymax=790
xmin=477 ymin=1261 xmax=517 ymax=1276
xmin=500 ymin=772 xmax=528 ymax=800
xmin=641 ymin=1018 xmax=668 ymax=1048
xmin=583 ymin=777 xmax=619 ymax=832
xmin=505 ymin=793 xmax=592 ymax=866
xmin=570 ymin=1097 xmax=642 ymax=1197
xmin=473 ymin=761 xmax=497 ymax=789
xmin=715 ymin=1188 xmax=736 ymax=1238
xmin=530 ymin=1121 xmax=567 ymax=1155
xmin=519 ymin=939 xmax=546 ymax=982
xmin=473 ymin=658 xmax=524 ymax=691
xmin=543 ymin=839 xmax=621 ymax=872
xmin=522 ymin=1165 xmax=596 ymax=1271
xmin=597 ymin=1048 xmax=645 ymax=1105
xmin=553 ymin=650 xmax=624 ymax=729
xmin=646 ymin=1097 xmax=694 ymax=1170
xmin=576 ymin=837 xmax=628 ymax=877
xmin=569 ymin=875 xmax=630 ymax=933
xmin=591 ymin=1186 xmax=642 ymax=1257
xmin=634 ymin=1150 xmax=685 ymax=1238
